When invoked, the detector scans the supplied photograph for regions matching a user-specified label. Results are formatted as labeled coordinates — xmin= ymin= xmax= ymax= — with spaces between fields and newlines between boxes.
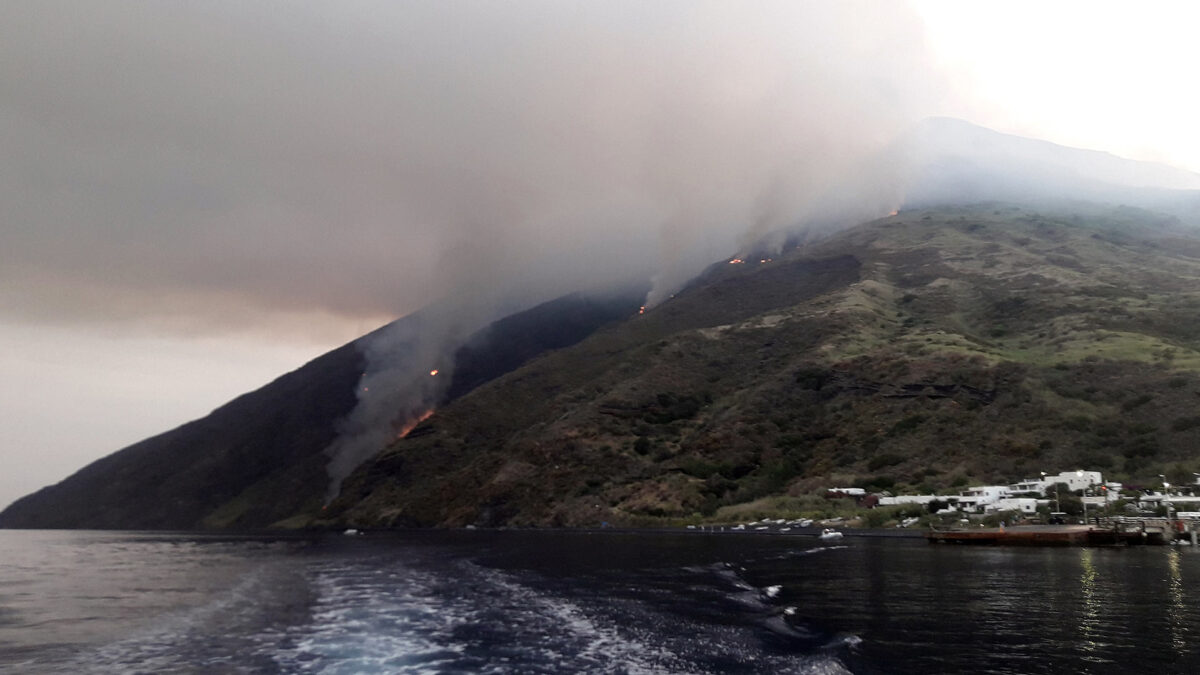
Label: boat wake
xmin=16 ymin=537 xmax=857 ymax=674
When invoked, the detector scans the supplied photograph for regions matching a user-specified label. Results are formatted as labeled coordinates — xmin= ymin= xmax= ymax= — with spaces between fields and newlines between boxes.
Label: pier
xmin=927 ymin=518 xmax=1190 ymax=546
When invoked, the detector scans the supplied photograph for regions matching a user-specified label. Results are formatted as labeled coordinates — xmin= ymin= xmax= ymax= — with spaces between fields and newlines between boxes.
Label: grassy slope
xmin=330 ymin=203 xmax=1200 ymax=528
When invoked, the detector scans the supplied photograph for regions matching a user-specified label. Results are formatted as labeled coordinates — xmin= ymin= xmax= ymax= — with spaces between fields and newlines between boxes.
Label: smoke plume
xmin=2 ymin=2 xmax=956 ymax=496
xmin=302 ymin=1 xmax=949 ymax=494
xmin=0 ymin=1 xmax=942 ymax=334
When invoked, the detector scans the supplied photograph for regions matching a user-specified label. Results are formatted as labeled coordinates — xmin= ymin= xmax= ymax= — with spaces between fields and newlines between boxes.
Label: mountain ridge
xmin=0 ymin=289 xmax=644 ymax=528
xmin=9 ymin=118 xmax=1200 ymax=530
xmin=323 ymin=202 xmax=1200 ymax=528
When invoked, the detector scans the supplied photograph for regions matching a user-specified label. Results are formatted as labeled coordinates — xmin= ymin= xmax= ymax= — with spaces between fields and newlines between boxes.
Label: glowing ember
xmin=429 ymin=369 xmax=439 ymax=376
xmin=397 ymin=409 xmax=435 ymax=439
xmin=729 ymin=258 xmax=744 ymax=264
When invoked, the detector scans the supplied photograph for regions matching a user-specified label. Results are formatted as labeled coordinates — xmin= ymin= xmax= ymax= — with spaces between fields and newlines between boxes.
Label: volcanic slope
xmin=0 ymin=289 xmax=643 ymax=529
xmin=330 ymin=203 xmax=1200 ymax=528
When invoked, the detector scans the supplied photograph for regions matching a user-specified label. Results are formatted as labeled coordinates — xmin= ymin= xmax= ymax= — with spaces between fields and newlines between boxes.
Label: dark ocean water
xmin=1 ymin=529 xmax=1198 ymax=674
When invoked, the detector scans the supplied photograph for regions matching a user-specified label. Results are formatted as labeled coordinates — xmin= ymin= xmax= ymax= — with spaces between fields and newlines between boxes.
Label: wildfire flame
xmin=429 ymin=369 xmax=438 ymax=376
xmin=397 ymin=408 xmax=435 ymax=439
xmin=888 ymin=209 xmax=899 ymax=216
xmin=638 ymin=305 xmax=645 ymax=315
xmin=729 ymin=258 xmax=744 ymax=264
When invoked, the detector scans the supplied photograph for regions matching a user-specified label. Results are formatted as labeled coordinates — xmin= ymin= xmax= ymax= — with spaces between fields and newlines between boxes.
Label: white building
xmin=826 ymin=487 xmax=866 ymax=497
xmin=877 ymin=495 xmax=944 ymax=507
xmin=985 ymin=497 xmax=1043 ymax=515
xmin=1138 ymin=493 xmax=1200 ymax=512
xmin=957 ymin=486 xmax=1011 ymax=512
xmin=1043 ymin=471 xmax=1102 ymax=492
xmin=1010 ymin=478 xmax=1047 ymax=494
xmin=851 ymin=469 xmax=1109 ymax=514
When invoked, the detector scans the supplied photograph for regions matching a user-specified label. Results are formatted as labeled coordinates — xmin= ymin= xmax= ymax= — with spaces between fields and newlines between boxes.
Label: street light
xmin=1160 ymin=474 xmax=1173 ymax=521
xmin=1077 ymin=470 xmax=1088 ymax=523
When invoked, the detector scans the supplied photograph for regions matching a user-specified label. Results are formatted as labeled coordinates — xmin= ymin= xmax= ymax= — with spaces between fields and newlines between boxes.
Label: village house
xmin=861 ymin=469 xmax=1111 ymax=514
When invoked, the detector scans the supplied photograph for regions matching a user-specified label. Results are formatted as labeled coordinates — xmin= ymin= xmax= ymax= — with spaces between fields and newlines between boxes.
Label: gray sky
xmin=3 ymin=1 xmax=1199 ymax=509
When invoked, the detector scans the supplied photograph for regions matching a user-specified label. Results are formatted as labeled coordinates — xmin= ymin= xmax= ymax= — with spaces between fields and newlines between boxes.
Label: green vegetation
xmin=327 ymin=203 xmax=1200 ymax=528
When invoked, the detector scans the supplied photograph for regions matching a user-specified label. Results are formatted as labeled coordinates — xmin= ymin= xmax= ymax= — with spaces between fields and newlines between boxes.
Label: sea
xmin=1 ymin=529 xmax=1197 ymax=674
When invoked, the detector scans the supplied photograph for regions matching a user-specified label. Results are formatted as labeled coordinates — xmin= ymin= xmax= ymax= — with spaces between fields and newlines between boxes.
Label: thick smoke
xmin=304 ymin=1 xmax=954 ymax=495
xmin=1 ymin=2 xmax=951 ymax=496
xmin=308 ymin=2 xmax=947 ymax=495
xmin=324 ymin=308 xmax=463 ymax=501
xmin=0 ymin=1 xmax=941 ymax=335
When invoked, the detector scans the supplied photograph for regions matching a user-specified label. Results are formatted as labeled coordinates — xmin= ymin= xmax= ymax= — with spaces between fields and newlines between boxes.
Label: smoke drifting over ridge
xmin=1 ymin=2 xmax=941 ymax=335
xmin=3 ymin=2 xmax=952 ymax=497
xmin=324 ymin=310 xmax=459 ymax=501
xmin=281 ymin=2 xmax=946 ymax=496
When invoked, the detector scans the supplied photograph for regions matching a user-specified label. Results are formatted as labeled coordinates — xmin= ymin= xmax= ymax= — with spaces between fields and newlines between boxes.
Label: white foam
xmin=266 ymin=560 xmax=466 ymax=674
xmin=36 ymin=545 xmax=857 ymax=675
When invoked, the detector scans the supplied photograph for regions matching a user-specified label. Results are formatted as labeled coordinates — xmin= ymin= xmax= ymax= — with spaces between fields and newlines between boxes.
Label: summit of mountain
xmin=896 ymin=117 xmax=1200 ymax=218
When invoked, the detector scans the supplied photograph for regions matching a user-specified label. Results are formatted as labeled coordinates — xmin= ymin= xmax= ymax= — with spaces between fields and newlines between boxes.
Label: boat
xmin=818 ymin=528 xmax=844 ymax=542
xmin=925 ymin=520 xmax=1175 ymax=546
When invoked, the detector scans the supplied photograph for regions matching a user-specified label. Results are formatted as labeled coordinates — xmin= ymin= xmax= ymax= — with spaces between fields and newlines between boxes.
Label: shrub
xmin=1171 ymin=416 xmax=1200 ymax=432
xmin=645 ymin=392 xmax=703 ymax=424
xmin=794 ymin=366 xmax=833 ymax=391
xmin=862 ymin=508 xmax=895 ymax=528
xmin=1121 ymin=394 xmax=1153 ymax=411
xmin=868 ymin=453 xmax=904 ymax=471
xmin=854 ymin=475 xmax=895 ymax=491
xmin=888 ymin=415 xmax=926 ymax=436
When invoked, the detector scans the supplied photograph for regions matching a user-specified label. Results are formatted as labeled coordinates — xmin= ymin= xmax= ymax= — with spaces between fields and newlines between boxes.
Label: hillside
xmin=327 ymin=202 xmax=1200 ymax=528
xmin=0 ymin=342 xmax=364 ymax=530
xmin=9 ymin=199 xmax=1200 ymax=531
xmin=0 ymin=290 xmax=642 ymax=529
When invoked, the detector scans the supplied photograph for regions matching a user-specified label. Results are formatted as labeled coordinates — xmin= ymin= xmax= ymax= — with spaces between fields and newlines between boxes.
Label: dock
xmin=927 ymin=519 xmax=1179 ymax=546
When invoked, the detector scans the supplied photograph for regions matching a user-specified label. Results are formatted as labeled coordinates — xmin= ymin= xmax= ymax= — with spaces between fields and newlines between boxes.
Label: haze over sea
xmin=1 ymin=530 xmax=1197 ymax=674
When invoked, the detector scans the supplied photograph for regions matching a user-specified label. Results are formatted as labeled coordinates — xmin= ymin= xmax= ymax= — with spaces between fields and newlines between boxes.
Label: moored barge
xmin=927 ymin=520 xmax=1177 ymax=546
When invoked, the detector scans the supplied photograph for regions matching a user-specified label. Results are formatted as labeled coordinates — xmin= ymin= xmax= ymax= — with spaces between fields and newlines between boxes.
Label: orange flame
xmin=888 ymin=209 xmax=899 ymax=216
xmin=638 ymin=305 xmax=645 ymax=315
xmin=429 ymin=369 xmax=439 ymax=376
xmin=729 ymin=258 xmax=744 ymax=264
xmin=397 ymin=408 xmax=435 ymax=439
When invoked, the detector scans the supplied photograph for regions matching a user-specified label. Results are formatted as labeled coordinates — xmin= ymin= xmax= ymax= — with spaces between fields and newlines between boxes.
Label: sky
xmin=3 ymin=1 xmax=1200 ymax=510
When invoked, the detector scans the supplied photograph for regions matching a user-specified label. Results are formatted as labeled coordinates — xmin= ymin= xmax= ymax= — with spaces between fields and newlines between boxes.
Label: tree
xmin=1043 ymin=482 xmax=1084 ymax=515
